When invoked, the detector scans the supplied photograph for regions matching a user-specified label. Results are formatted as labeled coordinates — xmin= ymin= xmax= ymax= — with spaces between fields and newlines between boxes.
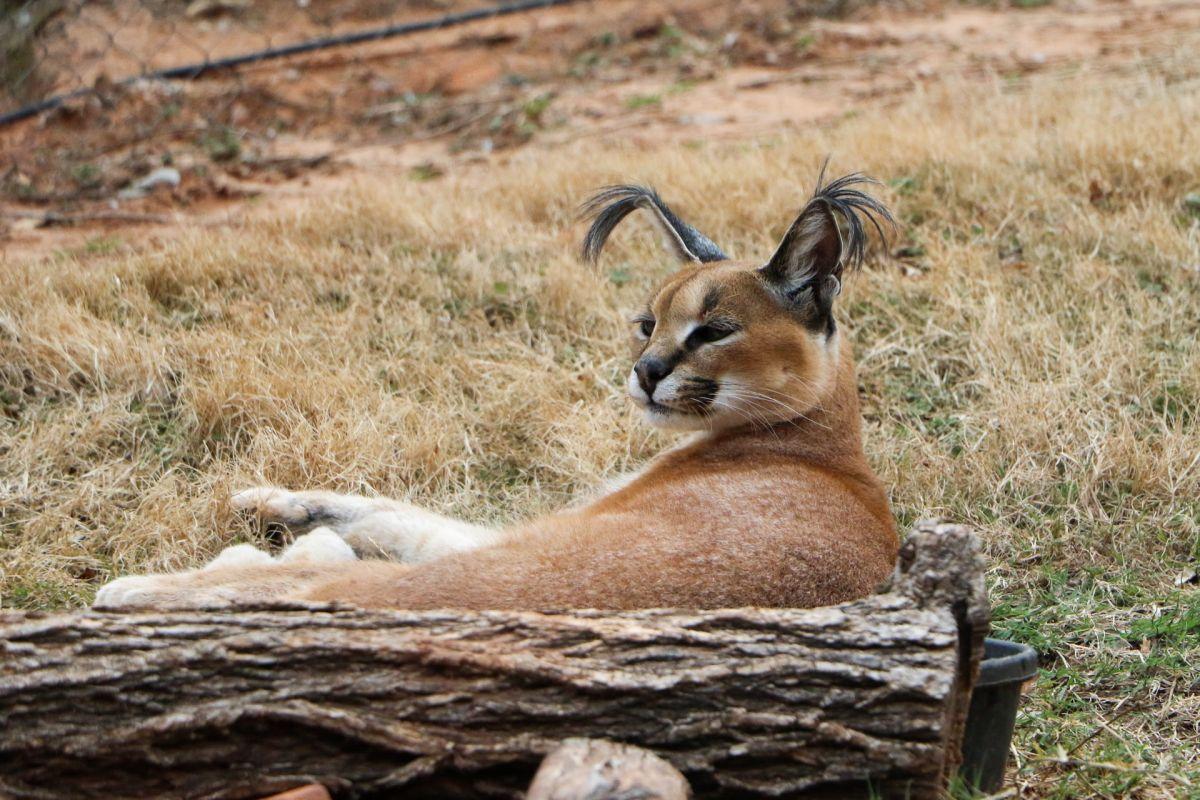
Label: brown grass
xmin=2 ymin=56 xmax=1199 ymax=796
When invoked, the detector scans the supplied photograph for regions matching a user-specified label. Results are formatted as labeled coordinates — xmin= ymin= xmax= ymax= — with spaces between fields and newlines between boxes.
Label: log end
xmin=527 ymin=739 xmax=691 ymax=800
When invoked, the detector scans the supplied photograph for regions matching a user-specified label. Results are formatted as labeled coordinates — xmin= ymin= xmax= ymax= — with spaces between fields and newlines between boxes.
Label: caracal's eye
xmin=637 ymin=318 xmax=656 ymax=339
xmin=686 ymin=323 xmax=735 ymax=348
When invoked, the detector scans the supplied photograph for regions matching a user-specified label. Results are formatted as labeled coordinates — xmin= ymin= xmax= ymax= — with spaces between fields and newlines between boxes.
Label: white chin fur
xmin=640 ymin=404 xmax=708 ymax=431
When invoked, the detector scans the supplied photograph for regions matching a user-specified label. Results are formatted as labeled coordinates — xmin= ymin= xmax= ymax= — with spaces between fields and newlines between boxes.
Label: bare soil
xmin=3 ymin=0 xmax=1198 ymax=260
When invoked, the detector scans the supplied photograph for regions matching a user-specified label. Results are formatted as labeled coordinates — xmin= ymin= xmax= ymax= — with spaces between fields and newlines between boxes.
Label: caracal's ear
xmin=760 ymin=169 xmax=895 ymax=333
xmin=579 ymin=185 xmax=728 ymax=265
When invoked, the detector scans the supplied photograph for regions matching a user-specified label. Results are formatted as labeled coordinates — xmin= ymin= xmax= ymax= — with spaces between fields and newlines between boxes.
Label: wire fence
xmin=1 ymin=0 xmax=581 ymax=125
xmin=5 ymin=0 xmax=1198 ymax=217
xmin=0 ymin=0 xmax=609 ymax=207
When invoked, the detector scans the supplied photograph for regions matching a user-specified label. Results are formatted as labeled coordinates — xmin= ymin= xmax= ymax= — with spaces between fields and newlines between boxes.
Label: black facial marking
xmin=662 ymin=349 xmax=684 ymax=373
xmin=682 ymin=377 xmax=719 ymax=408
xmin=685 ymin=322 xmax=739 ymax=349
xmin=701 ymin=286 xmax=722 ymax=315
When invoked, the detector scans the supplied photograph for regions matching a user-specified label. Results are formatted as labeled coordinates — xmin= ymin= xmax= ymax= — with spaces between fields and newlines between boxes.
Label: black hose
xmin=0 ymin=0 xmax=584 ymax=127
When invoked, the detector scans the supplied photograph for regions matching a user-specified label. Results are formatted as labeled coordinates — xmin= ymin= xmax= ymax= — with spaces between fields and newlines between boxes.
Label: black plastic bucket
xmin=958 ymin=638 xmax=1039 ymax=792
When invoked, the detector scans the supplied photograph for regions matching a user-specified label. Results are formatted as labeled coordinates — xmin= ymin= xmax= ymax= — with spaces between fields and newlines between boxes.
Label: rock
xmin=186 ymin=0 xmax=249 ymax=18
xmin=118 ymin=167 xmax=181 ymax=200
xmin=527 ymin=740 xmax=691 ymax=800
xmin=678 ymin=113 xmax=729 ymax=126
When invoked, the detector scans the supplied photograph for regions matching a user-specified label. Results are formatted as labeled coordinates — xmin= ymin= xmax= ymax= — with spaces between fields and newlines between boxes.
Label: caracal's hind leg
xmin=92 ymin=528 xmax=358 ymax=609
xmin=231 ymin=486 xmax=500 ymax=562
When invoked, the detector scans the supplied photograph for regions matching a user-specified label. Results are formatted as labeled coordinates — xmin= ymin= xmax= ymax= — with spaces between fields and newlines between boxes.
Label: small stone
xmin=186 ymin=0 xmax=248 ymax=18
xmin=118 ymin=167 xmax=181 ymax=200
xmin=677 ymin=113 xmax=729 ymax=126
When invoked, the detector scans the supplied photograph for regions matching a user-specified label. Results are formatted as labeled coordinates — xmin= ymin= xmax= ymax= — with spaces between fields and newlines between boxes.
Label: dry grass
xmin=2 ymin=56 xmax=1199 ymax=797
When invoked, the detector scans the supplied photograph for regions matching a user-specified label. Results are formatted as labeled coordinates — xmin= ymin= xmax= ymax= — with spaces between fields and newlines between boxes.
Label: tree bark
xmin=0 ymin=525 xmax=988 ymax=800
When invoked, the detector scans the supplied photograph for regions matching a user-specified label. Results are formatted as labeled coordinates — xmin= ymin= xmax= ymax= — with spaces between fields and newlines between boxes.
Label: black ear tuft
xmin=579 ymin=185 xmax=729 ymax=265
xmin=763 ymin=168 xmax=895 ymax=285
xmin=760 ymin=167 xmax=895 ymax=331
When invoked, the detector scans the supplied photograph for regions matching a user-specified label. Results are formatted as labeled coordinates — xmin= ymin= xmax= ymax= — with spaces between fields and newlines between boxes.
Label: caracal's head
xmin=581 ymin=171 xmax=894 ymax=432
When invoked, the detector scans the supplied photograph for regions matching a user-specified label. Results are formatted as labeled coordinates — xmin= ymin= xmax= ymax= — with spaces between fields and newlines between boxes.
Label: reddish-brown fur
xmin=304 ymin=332 xmax=897 ymax=609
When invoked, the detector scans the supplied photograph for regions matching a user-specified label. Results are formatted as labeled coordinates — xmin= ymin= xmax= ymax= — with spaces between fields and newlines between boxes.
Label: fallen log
xmin=0 ymin=523 xmax=987 ymax=799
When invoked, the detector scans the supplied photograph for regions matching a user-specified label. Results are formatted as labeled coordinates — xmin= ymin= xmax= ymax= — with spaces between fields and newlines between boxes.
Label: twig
xmin=365 ymin=105 xmax=497 ymax=147
xmin=1064 ymin=702 xmax=1149 ymax=758
xmin=1 ymin=210 xmax=172 ymax=227
xmin=1028 ymin=754 xmax=1194 ymax=784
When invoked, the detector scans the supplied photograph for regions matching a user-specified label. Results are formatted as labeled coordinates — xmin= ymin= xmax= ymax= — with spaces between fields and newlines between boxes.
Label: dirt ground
xmin=4 ymin=0 xmax=1200 ymax=260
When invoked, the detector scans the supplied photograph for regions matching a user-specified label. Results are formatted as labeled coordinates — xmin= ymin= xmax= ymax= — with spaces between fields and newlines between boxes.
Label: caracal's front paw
xmin=279 ymin=528 xmax=357 ymax=564
xmin=204 ymin=543 xmax=275 ymax=571
xmin=93 ymin=544 xmax=275 ymax=609
xmin=93 ymin=575 xmax=170 ymax=609
xmin=205 ymin=533 xmax=355 ymax=572
xmin=231 ymin=486 xmax=318 ymax=527
xmin=92 ymin=574 xmax=238 ymax=610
